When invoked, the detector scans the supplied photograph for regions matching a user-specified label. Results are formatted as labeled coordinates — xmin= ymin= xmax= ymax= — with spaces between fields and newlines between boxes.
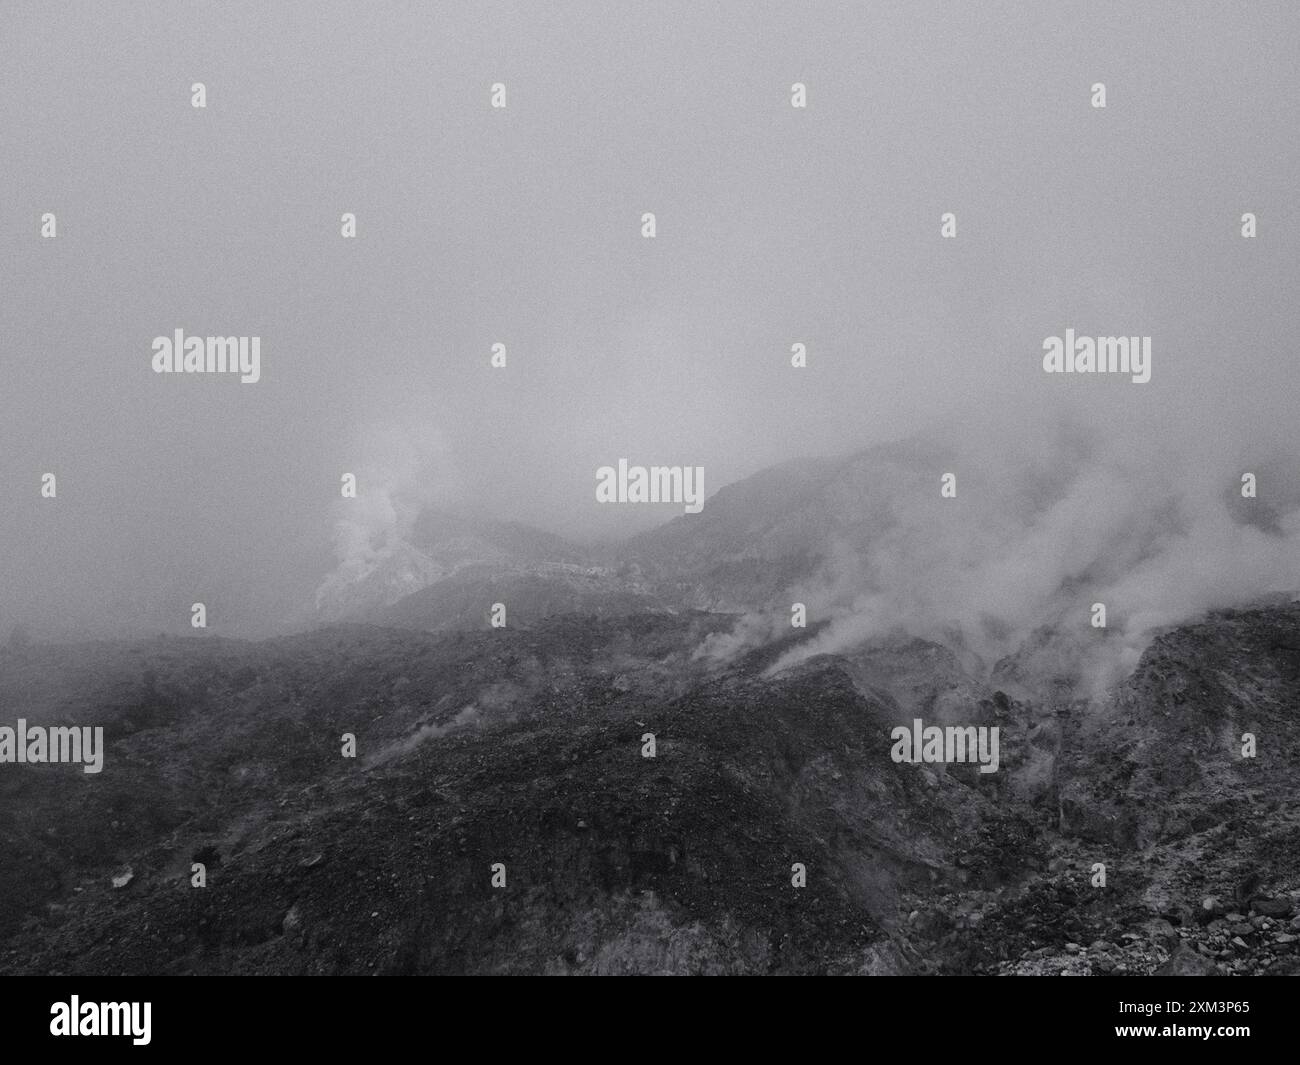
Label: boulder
xmin=1156 ymin=942 xmax=1214 ymax=975
xmin=1252 ymin=897 xmax=1293 ymax=918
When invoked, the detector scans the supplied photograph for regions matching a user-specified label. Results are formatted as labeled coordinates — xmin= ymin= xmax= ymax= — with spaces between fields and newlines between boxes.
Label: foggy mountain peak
xmin=6 ymin=2 xmax=1300 ymax=989
xmin=308 ymin=411 xmax=1300 ymax=705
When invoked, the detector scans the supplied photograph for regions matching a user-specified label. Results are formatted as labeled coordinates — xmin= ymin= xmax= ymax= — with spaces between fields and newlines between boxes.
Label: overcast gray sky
xmin=2 ymin=1 xmax=1298 ymax=637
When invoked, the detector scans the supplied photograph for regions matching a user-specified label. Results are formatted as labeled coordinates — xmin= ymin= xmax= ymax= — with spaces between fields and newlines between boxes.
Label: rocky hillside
xmin=2 ymin=602 xmax=1297 ymax=975
xmin=311 ymin=508 xmax=598 ymax=626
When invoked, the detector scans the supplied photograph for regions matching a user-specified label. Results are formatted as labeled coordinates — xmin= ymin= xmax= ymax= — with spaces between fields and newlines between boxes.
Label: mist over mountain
xmin=10 ymin=407 xmax=1295 ymax=976
xmin=4 ymin=0 xmax=1299 ymax=983
xmin=6 ymin=1 xmax=1300 ymax=650
xmin=303 ymin=406 xmax=1300 ymax=706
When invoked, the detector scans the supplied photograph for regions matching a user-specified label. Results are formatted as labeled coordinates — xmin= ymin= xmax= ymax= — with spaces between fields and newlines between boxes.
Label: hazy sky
xmin=2 ymin=1 xmax=1298 ymax=636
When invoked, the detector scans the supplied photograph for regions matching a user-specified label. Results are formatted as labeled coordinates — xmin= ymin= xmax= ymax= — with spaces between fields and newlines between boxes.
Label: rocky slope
xmin=2 ymin=602 xmax=1296 ymax=975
